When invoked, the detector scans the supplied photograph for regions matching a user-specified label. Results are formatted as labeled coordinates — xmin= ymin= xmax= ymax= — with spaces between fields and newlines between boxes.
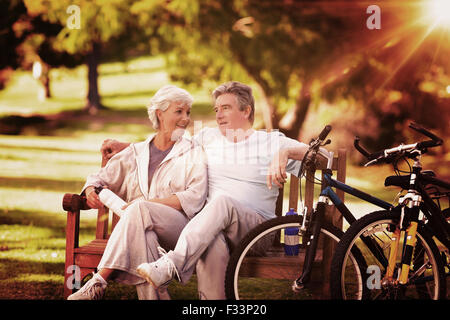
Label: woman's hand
xmin=85 ymin=186 xmax=104 ymax=209
xmin=266 ymin=149 xmax=289 ymax=189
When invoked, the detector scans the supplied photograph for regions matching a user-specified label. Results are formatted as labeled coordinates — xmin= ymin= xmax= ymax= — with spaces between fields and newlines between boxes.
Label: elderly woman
xmin=68 ymin=85 xmax=208 ymax=300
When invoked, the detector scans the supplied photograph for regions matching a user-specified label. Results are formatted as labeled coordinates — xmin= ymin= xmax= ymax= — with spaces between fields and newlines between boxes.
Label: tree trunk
xmin=232 ymin=51 xmax=280 ymax=131
xmin=279 ymin=81 xmax=312 ymax=140
xmin=41 ymin=73 xmax=51 ymax=98
xmin=254 ymin=83 xmax=280 ymax=131
xmin=85 ymin=41 xmax=103 ymax=114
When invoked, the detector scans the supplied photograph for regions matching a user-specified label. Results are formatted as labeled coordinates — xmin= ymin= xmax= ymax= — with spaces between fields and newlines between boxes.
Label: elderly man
xmin=105 ymin=81 xmax=322 ymax=299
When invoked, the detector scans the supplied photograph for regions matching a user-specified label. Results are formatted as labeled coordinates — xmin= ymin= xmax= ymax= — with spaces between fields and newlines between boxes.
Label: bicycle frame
xmin=294 ymin=168 xmax=393 ymax=288
xmin=321 ymin=172 xmax=393 ymax=223
xmin=418 ymin=175 xmax=450 ymax=250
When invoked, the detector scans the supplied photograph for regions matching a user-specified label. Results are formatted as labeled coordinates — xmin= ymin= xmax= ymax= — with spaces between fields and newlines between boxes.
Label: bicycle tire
xmin=225 ymin=214 xmax=363 ymax=299
xmin=330 ymin=210 xmax=446 ymax=300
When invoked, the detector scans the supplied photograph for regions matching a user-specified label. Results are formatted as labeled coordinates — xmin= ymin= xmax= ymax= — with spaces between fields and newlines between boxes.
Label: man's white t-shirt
xmin=193 ymin=127 xmax=307 ymax=220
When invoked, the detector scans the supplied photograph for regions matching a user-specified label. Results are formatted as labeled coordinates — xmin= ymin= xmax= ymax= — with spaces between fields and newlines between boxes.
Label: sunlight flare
xmin=425 ymin=0 xmax=450 ymax=29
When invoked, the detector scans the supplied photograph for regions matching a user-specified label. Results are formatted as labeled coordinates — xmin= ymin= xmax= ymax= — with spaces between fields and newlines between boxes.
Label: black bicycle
xmin=330 ymin=122 xmax=450 ymax=300
xmin=225 ymin=125 xmax=392 ymax=300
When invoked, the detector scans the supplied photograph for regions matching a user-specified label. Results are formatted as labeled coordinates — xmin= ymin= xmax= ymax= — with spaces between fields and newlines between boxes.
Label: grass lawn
xmin=0 ymin=55 xmax=440 ymax=300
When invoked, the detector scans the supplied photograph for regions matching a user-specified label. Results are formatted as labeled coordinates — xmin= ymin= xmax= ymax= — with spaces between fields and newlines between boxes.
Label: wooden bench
xmin=62 ymin=147 xmax=346 ymax=299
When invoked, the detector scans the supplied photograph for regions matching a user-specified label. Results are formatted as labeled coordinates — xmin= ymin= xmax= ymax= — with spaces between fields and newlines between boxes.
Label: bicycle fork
xmin=383 ymin=194 xmax=421 ymax=287
xmin=292 ymin=198 xmax=328 ymax=291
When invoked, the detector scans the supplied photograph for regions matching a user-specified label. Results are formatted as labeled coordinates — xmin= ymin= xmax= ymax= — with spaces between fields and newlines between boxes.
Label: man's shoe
xmin=136 ymin=247 xmax=179 ymax=289
xmin=67 ymin=273 xmax=106 ymax=300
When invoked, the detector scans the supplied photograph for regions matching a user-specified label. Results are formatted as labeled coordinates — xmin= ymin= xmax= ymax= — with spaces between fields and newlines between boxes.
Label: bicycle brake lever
xmin=364 ymin=158 xmax=380 ymax=167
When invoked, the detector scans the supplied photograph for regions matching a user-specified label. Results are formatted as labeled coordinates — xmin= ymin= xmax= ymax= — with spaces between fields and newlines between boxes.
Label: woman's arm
xmin=148 ymin=195 xmax=182 ymax=211
xmin=85 ymin=186 xmax=104 ymax=209
xmin=121 ymin=195 xmax=182 ymax=212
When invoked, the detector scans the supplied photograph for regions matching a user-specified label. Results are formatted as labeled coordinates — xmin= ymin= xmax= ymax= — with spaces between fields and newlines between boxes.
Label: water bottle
xmin=284 ymin=208 xmax=300 ymax=256
xmin=95 ymin=187 xmax=127 ymax=217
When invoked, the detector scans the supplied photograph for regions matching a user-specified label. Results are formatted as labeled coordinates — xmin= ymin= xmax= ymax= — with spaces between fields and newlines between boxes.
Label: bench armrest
xmin=62 ymin=193 xmax=90 ymax=212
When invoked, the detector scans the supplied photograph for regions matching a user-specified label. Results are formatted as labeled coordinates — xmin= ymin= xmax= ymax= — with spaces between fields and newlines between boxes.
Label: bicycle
xmin=330 ymin=122 xmax=450 ymax=300
xmin=225 ymin=125 xmax=394 ymax=300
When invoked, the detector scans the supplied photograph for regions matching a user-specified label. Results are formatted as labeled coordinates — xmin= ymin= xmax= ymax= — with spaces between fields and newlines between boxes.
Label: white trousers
xmin=168 ymin=194 xmax=266 ymax=299
xmin=97 ymin=200 xmax=189 ymax=299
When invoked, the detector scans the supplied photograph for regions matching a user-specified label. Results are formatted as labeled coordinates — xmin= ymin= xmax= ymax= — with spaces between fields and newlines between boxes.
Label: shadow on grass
xmin=0 ymin=280 xmax=65 ymax=300
xmin=101 ymin=89 xmax=158 ymax=100
xmin=0 ymin=176 xmax=85 ymax=193
xmin=0 ymin=258 xmax=64 ymax=281
xmin=0 ymin=99 xmax=215 ymax=137
xmin=0 ymin=209 xmax=96 ymax=235
xmin=0 ymin=256 xmax=198 ymax=299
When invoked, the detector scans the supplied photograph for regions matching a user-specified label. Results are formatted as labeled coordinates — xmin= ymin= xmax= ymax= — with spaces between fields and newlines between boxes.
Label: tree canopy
xmin=1 ymin=0 xmax=449 ymax=146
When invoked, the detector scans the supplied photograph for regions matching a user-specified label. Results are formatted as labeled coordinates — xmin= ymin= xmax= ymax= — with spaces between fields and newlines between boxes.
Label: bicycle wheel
xmin=225 ymin=214 xmax=362 ymax=299
xmin=330 ymin=210 xmax=446 ymax=300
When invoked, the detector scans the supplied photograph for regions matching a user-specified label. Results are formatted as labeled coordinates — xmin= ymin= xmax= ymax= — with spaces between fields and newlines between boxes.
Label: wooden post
xmin=288 ymin=175 xmax=299 ymax=212
xmin=96 ymin=155 xmax=110 ymax=239
xmin=320 ymin=149 xmax=346 ymax=298
xmin=63 ymin=209 xmax=79 ymax=298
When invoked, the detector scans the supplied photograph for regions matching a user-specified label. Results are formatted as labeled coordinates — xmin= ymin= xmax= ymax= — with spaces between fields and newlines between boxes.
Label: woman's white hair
xmin=147 ymin=85 xmax=194 ymax=129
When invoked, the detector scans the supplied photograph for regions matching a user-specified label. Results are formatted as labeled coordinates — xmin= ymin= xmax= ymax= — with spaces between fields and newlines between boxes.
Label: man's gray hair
xmin=212 ymin=81 xmax=255 ymax=124
xmin=147 ymin=85 xmax=193 ymax=129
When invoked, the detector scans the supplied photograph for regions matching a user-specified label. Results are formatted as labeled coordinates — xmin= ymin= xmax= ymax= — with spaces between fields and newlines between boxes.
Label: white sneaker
xmin=136 ymin=247 xmax=179 ymax=289
xmin=67 ymin=273 xmax=107 ymax=300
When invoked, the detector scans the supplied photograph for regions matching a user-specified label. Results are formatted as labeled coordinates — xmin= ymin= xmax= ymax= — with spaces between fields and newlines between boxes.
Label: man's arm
xmin=266 ymin=146 xmax=308 ymax=189
xmin=101 ymin=139 xmax=130 ymax=162
xmin=266 ymin=145 xmax=330 ymax=189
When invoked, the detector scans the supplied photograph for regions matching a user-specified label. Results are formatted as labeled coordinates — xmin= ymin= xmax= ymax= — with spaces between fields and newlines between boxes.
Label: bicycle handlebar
xmin=354 ymin=122 xmax=443 ymax=166
xmin=299 ymin=125 xmax=334 ymax=175
xmin=318 ymin=125 xmax=332 ymax=141
xmin=409 ymin=122 xmax=443 ymax=144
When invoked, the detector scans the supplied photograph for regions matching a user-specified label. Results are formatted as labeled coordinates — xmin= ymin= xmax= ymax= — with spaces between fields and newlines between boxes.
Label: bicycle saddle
xmin=384 ymin=175 xmax=410 ymax=189
xmin=384 ymin=169 xmax=438 ymax=189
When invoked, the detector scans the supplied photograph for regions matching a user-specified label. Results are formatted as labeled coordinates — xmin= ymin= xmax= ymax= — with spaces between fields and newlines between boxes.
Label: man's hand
xmin=266 ymin=149 xmax=289 ymax=189
xmin=85 ymin=186 xmax=104 ymax=209
xmin=101 ymin=139 xmax=130 ymax=162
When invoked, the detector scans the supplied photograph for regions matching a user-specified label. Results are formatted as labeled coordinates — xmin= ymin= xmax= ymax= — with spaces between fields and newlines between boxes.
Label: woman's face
xmin=157 ymin=102 xmax=191 ymax=140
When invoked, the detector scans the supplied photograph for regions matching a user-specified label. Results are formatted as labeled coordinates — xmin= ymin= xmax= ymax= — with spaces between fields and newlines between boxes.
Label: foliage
xmin=140 ymin=0 xmax=449 ymax=144
xmin=321 ymin=17 xmax=450 ymax=151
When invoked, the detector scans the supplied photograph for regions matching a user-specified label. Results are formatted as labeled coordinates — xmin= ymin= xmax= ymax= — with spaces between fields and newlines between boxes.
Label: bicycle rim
xmin=225 ymin=216 xmax=348 ymax=299
xmin=339 ymin=215 xmax=445 ymax=299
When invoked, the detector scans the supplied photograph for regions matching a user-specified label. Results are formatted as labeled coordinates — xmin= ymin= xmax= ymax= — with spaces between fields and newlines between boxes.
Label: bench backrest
xmin=275 ymin=149 xmax=346 ymax=229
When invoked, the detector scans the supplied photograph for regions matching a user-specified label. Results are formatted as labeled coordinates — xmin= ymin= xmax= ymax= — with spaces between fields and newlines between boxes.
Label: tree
xmin=150 ymin=0 xmax=449 ymax=146
xmin=320 ymin=7 xmax=450 ymax=152
xmin=15 ymin=12 xmax=85 ymax=98
xmin=0 ymin=0 xmax=29 ymax=89
xmin=150 ymin=0 xmax=367 ymax=139
xmin=24 ymin=0 xmax=147 ymax=113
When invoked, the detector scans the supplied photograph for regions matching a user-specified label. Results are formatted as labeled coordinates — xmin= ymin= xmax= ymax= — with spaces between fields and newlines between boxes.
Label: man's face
xmin=214 ymin=93 xmax=251 ymax=136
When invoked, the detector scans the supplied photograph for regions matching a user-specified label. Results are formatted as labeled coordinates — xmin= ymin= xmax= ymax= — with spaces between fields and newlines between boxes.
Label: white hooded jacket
xmin=82 ymin=134 xmax=208 ymax=219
